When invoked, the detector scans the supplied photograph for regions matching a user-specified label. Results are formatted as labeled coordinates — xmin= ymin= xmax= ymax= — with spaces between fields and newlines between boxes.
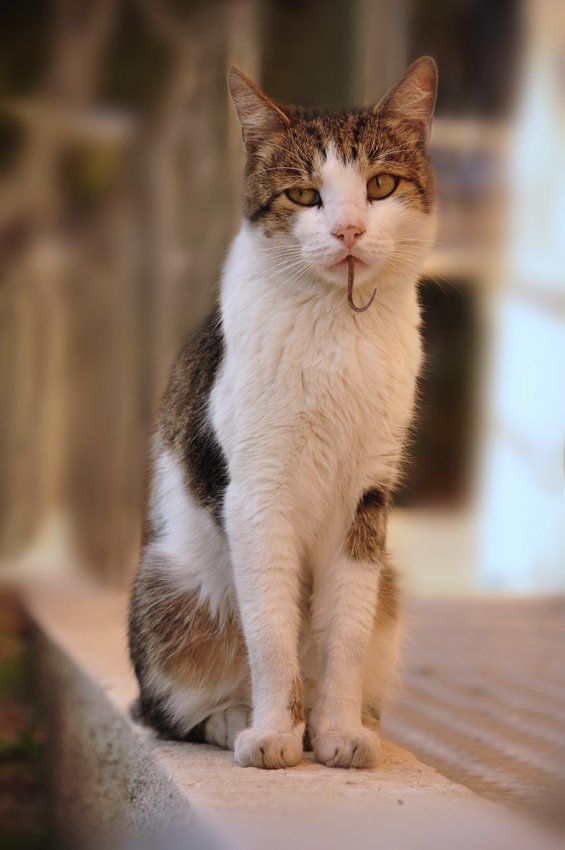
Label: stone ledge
xmin=22 ymin=577 xmax=562 ymax=850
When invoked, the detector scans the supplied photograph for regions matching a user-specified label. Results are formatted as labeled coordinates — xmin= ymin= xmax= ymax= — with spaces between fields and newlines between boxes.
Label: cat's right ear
xmin=228 ymin=68 xmax=289 ymax=148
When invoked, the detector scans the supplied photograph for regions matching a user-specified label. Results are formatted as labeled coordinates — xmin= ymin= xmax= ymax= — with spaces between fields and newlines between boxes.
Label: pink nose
xmin=332 ymin=224 xmax=365 ymax=251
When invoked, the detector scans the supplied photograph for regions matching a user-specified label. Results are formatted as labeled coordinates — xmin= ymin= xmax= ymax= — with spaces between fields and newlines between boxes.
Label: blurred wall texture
xmin=0 ymin=0 xmax=562 ymax=591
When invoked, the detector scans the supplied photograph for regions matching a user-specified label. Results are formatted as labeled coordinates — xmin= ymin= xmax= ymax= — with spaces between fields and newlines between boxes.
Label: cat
xmin=129 ymin=57 xmax=438 ymax=770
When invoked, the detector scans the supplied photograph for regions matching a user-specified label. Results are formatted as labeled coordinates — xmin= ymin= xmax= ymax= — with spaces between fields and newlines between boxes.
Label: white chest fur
xmin=210 ymin=226 xmax=423 ymax=546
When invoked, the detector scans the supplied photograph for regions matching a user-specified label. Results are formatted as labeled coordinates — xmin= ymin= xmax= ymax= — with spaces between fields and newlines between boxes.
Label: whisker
xmin=258 ymin=251 xmax=307 ymax=265
xmin=261 ymin=256 xmax=313 ymax=276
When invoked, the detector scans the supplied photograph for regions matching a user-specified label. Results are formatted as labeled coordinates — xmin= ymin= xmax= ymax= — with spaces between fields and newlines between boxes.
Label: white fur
xmin=149 ymin=436 xmax=234 ymax=619
xmin=152 ymin=150 xmax=435 ymax=766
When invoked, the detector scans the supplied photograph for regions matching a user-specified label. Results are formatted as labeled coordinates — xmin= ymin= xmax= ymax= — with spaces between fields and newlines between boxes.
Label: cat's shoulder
xmin=156 ymin=304 xmax=229 ymax=522
xmin=159 ymin=305 xmax=225 ymax=443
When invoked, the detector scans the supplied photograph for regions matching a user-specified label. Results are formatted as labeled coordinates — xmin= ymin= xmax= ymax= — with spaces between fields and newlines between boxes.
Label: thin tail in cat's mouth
xmin=347 ymin=255 xmax=377 ymax=313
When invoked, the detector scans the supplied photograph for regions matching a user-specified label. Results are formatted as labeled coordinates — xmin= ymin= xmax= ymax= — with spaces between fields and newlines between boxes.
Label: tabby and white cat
xmin=129 ymin=58 xmax=437 ymax=769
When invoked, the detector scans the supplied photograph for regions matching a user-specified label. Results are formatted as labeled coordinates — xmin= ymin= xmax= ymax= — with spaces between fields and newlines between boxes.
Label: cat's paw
xmin=234 ymin=727 xmax=303 ymax=769
xmin=313 ymin=726 xmax=381 ymax=768
xmin=205 ymin=705 xmax=250 ymax=750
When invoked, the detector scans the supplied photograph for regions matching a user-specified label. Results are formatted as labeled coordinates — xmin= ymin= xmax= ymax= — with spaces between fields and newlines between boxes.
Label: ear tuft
xmin=374 ymin=56 xmax=438 ymax=137
xmin=227 ymin=67 xmax=289 ymax=147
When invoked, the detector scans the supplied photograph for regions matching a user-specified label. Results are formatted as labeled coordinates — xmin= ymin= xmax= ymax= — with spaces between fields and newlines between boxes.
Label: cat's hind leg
xmin=129 ymin=546 xmax=250 ymax=746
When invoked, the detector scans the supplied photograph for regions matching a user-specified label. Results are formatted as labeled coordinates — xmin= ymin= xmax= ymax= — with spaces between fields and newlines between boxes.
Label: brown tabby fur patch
xmin=288 ymin=675 xmax=305 ymax=727
xmin=129 ymin=554 xmax=247 ymax=692
xmin=159 ymin=307 xmax=228 ymax=524
xmin=243 ymin=107 xmax=434 ymax=236
xmin=345 ymin=487 xmax=399 ymax=629
xmin=363 ymin=703 xmax=382 ymax=732
xmin=375 ymin=559 xmax=401 ymax=629
xmin=345 ymin=487 xmax=389 ymax=563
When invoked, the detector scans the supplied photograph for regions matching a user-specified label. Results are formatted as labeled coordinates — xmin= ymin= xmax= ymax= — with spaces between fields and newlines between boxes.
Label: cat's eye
xmin=285 ymin=187 xmax=321 ymax=207
xmin=367 ymin=173 xmax=398 ymax=201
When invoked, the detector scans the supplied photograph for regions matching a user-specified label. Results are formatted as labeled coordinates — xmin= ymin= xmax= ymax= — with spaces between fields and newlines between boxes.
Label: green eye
xmin=367 ymin=173 xmax=398 ymax=201
xmin=285 ymin=187 xmax=321 ymax=207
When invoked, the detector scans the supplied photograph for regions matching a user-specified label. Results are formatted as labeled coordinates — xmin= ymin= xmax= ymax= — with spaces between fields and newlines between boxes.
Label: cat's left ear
xmin=228 ymin=68 xmax=290 ymax=148
xmin=374 ymin=56 xmax=438 ymax=139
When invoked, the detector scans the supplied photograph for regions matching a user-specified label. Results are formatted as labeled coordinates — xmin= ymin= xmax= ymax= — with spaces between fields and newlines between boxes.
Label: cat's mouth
xmin=335 ymin=254 xmax=364 ymax=269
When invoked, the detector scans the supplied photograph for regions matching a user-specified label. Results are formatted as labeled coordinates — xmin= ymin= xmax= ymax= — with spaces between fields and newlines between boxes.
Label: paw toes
xmin=350 ymin=736 xmax=380 ymax=768
xmin=235 ymin=728 xmax=303 ymax=769
xmin=314 ymin=728 xmax=380 ymax=769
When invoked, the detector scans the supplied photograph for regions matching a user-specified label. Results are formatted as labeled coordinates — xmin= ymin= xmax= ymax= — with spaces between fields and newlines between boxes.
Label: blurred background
xmin=0 ymin=0 xmax=563 ymax=845
xmin=0 ymin=0 xmax=562 ymax=594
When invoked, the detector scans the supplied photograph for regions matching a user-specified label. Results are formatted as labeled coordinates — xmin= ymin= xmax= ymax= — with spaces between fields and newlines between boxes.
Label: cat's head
xmin=228 ymin=58 xmax=437 ymax=293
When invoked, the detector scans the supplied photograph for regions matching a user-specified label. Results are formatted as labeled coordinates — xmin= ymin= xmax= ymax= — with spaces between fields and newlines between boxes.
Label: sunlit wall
xmin=479 ymin=0 xmax=565 ymax=592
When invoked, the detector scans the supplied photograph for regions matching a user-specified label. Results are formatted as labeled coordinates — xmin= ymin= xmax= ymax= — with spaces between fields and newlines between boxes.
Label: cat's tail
xmin=129 ymin=692 xmax=209 ymax=742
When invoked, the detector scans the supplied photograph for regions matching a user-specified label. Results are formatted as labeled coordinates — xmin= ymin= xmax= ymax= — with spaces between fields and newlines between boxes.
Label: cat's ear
xmin=228 ymin=68 xmax=289 ymax=147
xmin=374 ymin=57 xmax=437 ymax=138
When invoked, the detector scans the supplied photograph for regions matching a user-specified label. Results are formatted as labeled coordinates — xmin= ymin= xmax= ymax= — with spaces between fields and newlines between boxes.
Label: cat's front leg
xmin=310 ymin=488 xmax=390 ymax=768
xmin=224 ymin=484 xmax=305 ymax=769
